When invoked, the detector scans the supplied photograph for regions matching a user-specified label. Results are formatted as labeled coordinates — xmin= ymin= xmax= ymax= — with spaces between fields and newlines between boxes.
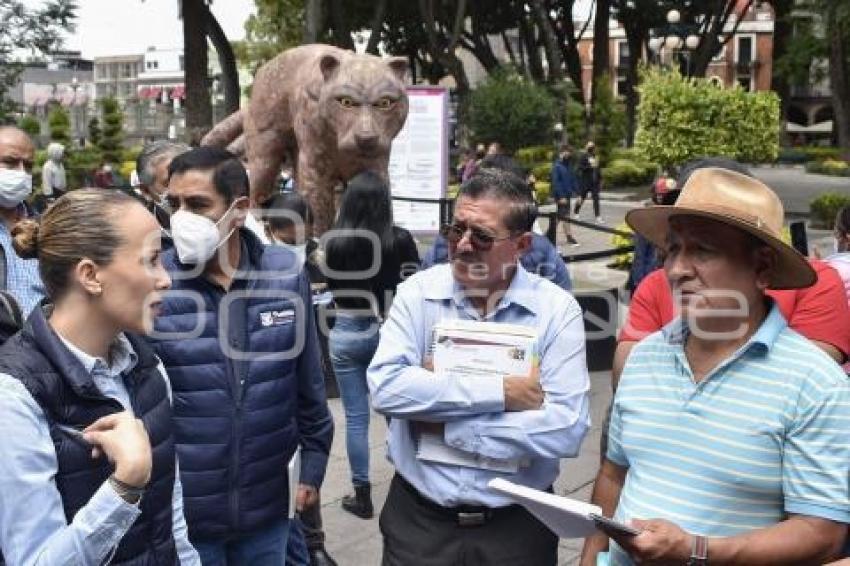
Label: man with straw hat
xmin=581 ymin=168 xmax=850 ymax=566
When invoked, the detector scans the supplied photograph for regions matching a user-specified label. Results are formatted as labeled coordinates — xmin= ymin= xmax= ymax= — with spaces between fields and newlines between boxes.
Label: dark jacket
xmin=551 ymin=158 xmax=578 ymax=199
xmin=422 ymin=233 xmax=572 ymax=291
xmin=148 ymin=229 xmax=333 ymax=541
xmin=578 ymin=152 xmax=601 ymax=190
xmin=0 ymin=307 xmax=177 ymax=565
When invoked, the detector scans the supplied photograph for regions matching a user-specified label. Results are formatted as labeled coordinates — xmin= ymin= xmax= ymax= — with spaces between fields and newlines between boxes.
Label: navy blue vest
xmin=149 ymin=231 xmax=308 ymax=540
xmin=0 ymin=307 xmax=177 ymax=565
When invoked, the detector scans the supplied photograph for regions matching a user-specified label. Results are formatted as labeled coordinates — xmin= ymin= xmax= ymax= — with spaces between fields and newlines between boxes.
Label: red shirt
xmin=619 ymin=261 xmax=850 ymax=358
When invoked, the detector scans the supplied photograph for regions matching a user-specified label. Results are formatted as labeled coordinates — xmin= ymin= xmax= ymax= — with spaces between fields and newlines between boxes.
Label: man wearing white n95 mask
xmin=0 ymin=126 xmax=46 ymax=314
xmin=148 ymin=146 xmax=333 ymax=563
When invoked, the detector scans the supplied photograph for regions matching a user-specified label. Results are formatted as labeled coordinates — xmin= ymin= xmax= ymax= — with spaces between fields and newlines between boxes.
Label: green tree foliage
xmin=635 ymin=68 xmax=780 ymax=169
xmin=0 ymin=0 xmax=77 ymax=121
xmin=98 ymin=97 xmax=124 ymax=164
xmin=88 ymin=117 xmax=101 ymax=147
xmin=48 ymin=105 xmax=71 ymax=147
xmin=17 ymin=114 xmax=41 ymax=139
xmin=233 ymin=0 xmax=305 ymax=73
xmin=467 ymin=69 xmax=557 ymax=153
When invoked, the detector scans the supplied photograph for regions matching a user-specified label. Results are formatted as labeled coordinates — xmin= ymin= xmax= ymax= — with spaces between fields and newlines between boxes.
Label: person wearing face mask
xmin=133 ymin=140 xmax=190 ymax=230
xmin=262 ymin=191 xmax=339 ymax=566
xmin=551 ymin=144 xmax=579 ymax=247
xmin=147 ymin=146 xmax=333 ymax=564
xmin=0 ymin=126 xmax=47 ymax=315
xmin=0 ymin=189 xmax=200 ymax=565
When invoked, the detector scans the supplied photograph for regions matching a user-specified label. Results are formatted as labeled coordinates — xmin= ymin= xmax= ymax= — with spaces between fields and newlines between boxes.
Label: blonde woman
xmin=0 ymin=189 xmax=199 ymax=565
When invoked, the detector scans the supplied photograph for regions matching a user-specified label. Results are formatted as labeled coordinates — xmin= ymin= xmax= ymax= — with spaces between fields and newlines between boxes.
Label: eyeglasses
xmin=440 ymin=223 xmax=515 ymax=251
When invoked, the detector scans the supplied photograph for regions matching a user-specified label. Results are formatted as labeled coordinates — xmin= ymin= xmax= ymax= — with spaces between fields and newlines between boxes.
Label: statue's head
xmin=314 ymin=52 xmax=409 ymax=168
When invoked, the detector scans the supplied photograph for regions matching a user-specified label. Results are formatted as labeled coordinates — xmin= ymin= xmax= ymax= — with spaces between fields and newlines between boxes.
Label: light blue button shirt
xmin=0 ymin=221 xmax=46 ymax=316
xmin=367 ymin=263 xmax=591 ymax=508
xmin=0 ymin=332 xmax=200 ymax=566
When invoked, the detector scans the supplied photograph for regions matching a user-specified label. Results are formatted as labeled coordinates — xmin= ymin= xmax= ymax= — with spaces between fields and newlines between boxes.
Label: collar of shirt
xmin=420 ymin=263 xmax=538 ymax=317
xmin=661 ymin=300 xmax=787 ymax=357
xmin=56 ymin=332 xmax=139 ymax=378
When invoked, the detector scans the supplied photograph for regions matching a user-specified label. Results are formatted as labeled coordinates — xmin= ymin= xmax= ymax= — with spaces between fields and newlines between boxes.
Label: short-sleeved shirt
xmin=607 ymin=305 xmax=850 ymax=565
xmin=618 ymin=262 xmax=850 ymax=360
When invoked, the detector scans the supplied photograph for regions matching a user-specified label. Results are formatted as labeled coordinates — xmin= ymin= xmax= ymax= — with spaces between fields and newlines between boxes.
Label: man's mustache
xmin=452 ymin=253 xmax=480 ymax=264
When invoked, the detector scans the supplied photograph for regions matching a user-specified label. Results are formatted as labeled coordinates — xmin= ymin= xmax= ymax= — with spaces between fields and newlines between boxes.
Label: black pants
xmin=379 ymin=475 xmax=558 ymax=566
xmin=575 ymin=185 xmax=601 ymax=217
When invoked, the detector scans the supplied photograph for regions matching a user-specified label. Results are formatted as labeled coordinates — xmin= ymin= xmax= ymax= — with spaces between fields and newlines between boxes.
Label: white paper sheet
xmin=488 ymin=478 xmax=622 ymax=539
xmin=287 ymin=446 xmax=301 ymax=519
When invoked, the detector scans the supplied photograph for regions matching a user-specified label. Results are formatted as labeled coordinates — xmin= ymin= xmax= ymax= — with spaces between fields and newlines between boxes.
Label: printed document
xmin=416 ymin=320 xmax=536 ymax=472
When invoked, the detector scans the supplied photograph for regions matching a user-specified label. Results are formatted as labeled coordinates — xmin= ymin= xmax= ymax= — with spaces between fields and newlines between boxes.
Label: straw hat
xmin=626 ymin=167 xmax=816 ymax=289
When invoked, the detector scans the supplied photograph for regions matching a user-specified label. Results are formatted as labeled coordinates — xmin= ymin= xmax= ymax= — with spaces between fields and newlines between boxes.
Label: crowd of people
xmin=0 ymin=121 xmax=848 ymax=566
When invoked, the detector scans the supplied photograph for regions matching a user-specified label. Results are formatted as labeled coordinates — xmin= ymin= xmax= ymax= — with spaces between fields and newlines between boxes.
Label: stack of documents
xmin=416 ymin=320 xmax=537 ymax=472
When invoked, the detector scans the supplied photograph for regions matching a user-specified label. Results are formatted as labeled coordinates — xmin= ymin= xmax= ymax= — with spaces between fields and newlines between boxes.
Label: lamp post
xmin=648 ymin=9 xmax=701 ymax=76
xmin=70 ymin=76 xmax=82 ymax=146
xmin=553 ymin=122 xmax=564 ymax=149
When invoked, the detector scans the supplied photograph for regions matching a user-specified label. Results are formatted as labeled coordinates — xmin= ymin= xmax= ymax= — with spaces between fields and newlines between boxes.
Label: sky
xmin=23 ymin=0 xmax=257 ymax=59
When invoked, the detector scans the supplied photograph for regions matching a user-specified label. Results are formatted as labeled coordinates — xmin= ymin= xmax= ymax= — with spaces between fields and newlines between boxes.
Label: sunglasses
xmin=440 ymin=223 xmax=516 ymax=251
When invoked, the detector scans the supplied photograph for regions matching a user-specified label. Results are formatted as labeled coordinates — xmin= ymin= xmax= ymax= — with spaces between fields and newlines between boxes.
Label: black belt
xmin=395 ymin=473 xmax=523 ymax=527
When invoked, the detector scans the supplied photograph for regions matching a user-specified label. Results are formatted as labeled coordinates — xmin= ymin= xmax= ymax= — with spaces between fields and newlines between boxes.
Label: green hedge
xmin=805 ymin=159 xmax=850 ymax=177
xmin=516 ymin=146 xmax=554 ymax=169
xmin=810 ymin=192 xmax=850 ymax=229
xmin=635 ymin=68 xmax=780 ymax=169
xmin=533 ymin=181 xmax=551 ymax=205
xmin=778 ymin=146 xmax=843 ymax=165
xmin=531 ymin=162 xmax=553 ymax=184
xmin=602 ymin=158 xmax=658 ymax=187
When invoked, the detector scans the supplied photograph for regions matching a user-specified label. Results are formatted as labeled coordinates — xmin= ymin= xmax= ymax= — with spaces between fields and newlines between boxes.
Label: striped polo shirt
xmin=607 ymin=304 xmax=850 ymax=565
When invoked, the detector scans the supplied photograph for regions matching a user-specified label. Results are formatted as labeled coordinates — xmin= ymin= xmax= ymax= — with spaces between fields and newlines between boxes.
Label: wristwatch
xmin=687 ymin=534 xmax=708 ymax=566
xmin=108 ymin=475 xmax=145 ymax=506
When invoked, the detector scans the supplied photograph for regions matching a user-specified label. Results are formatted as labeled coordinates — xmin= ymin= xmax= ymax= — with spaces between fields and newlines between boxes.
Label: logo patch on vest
xmin=260 ymin=309 xmax=295 ymax=327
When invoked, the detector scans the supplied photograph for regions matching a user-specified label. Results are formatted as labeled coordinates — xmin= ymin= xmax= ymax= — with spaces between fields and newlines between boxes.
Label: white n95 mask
xmin=0 ymin=169 xmax=33 ymax=208
xmin=170 ymin=200 xmax=241 ymax=265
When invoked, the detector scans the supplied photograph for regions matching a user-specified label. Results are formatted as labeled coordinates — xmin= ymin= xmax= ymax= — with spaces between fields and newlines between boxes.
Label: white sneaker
xmin=595 ymin=217 xmax=605 ymax=224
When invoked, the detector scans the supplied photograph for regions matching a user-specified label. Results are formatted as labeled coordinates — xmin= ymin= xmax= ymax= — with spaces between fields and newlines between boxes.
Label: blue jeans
xmin=193 ymin=519 xmax=291 ymax=565
xmin=330 ymin=314 xmax=381 ymax=486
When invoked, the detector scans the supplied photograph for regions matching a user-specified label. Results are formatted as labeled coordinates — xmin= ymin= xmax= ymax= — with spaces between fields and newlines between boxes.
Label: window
xmin=735 ymin=34 xmax=755 ymax=91
xmin=615 ymin=40 xmax=629 ymax=98
xmin=179 ymin=55 xmax=185 ymax=71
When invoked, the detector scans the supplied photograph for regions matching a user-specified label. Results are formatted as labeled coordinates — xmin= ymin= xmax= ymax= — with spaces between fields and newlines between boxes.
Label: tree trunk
xmin=828 ymin=3 xmax=850 ymax=157
xmin=204 ymin=4 xmax=239 ymax=116
xmin=303 ymin=0 xmax=322 ymax=44
xmin=623 ymin=25 xmax=644 ymax=146
xmin=329 ymin=0 xmax=355 ymax=50
xmin=690 ymin=0 xmax=753 ymax=77
xmin=553 ymin=8 xmax=584 ymax=101
xmin=591 ymin=0 xmax=610 ymax=107
xmin=530 ymin=0 xmax=564 ymax=83
xmin=519 ymin=15 xmax=545 ymax=83
xmin=770 ymin=0 xmax=793 ymax=145
xmin=418 ymin=0 xmax=470 ymax=97
xmin=182 ymin=0 xmax=212 ymax=142
xmin=365 ymin=0 xmax=388 ymax=54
